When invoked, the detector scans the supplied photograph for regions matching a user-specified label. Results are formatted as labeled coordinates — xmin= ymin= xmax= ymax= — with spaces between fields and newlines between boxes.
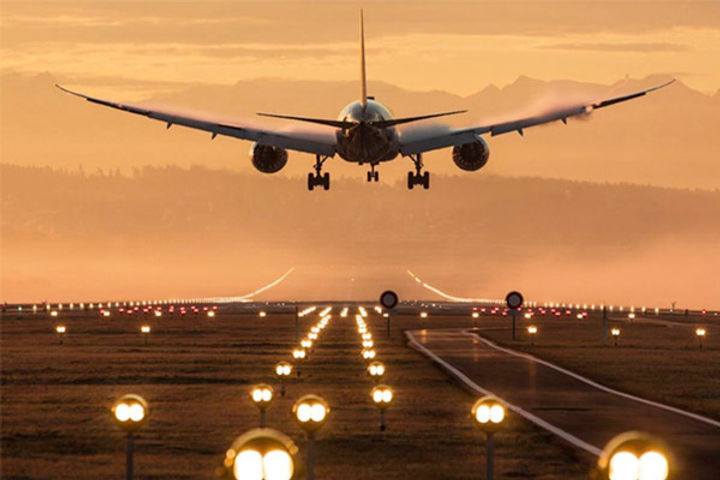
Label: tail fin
xmin=360 ymin=9 xmax=367 ymax=107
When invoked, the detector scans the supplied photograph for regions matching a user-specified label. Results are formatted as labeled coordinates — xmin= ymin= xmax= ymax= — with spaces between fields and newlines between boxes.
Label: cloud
xmin=539 ymin=42 xmax=691 ymax=53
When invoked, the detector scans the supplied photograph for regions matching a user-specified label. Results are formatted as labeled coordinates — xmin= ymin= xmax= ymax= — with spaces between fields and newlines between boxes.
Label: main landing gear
xmin=407 ymin=153 xmax=430 ymax=190
xmin=308 ymin=154 xmax=330 ymax=191
xmin=366 ymin=163 xmax=379 ymax=182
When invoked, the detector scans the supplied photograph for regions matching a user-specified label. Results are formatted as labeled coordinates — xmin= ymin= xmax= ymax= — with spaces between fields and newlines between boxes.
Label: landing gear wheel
xmin=367 ymin=171 xmax=373 ymax=182
xmin=374 ymin=171 xmax=379 ymax=182
xmin=323 ymin=172 xmax=330 ymax=190
xmin=423 ymin=171 xmax=430 ymax=189
xmin=407 ymin=171 xmax=414 ymax=190
xmin=308 ymin=173 xmax=314 ymax=191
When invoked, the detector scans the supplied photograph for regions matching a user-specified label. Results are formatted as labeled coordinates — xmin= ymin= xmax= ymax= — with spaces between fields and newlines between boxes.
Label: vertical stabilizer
xmin=360 ymin=9 xmax=367 ymax=107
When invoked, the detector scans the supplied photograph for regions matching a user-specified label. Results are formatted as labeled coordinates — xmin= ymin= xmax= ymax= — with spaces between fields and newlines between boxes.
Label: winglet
xmin=360 ymin=8 xmax=367 ymax=107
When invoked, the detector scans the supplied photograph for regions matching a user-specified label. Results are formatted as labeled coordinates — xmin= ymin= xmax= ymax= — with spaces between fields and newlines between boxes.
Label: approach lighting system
xmin=370 ymin=385 xmax=394 ymax=431
xmin=596 ymin=431 xmax=672 ymax=480
xmin=292 ymin=394 xmax=330 ymax=433
xmin=611 ymin=327 xmax=621 ymax=346
xmin=527 ymin=325 xmax=538 ymax=344
xmin=224 ymin=428 xmax=298 ymax=480
xmin=367 ymin=361 xmax=386 ymax=382
xmin=362 ymin=349 xmax=376 ymax=361
xmin=274 ymin=361 xmax=293 ymax=396
xmin=371 ymin=385 xmax=394 ymax=409
xmin=695 ymin=327 xmax=706 ymax=349
xmin=471 ymin=396 xmax=506 ymax=433
xmin=250 ymin=384 xmax=274 ymax=427
xmin=472 ymin=396 xmax=506 ymax=480
xmin=112 ymin=394 xmax=149 ymax=432
xmin=55 ymin=324 xmax=67 ymax=344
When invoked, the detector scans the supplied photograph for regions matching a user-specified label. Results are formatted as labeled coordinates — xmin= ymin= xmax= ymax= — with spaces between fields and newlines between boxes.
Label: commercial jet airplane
xmin=57 ymin=11 xmax=673 ymax=191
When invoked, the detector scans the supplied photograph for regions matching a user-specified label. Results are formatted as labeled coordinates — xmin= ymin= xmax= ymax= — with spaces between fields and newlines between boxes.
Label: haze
xmin=1 ymin=1 xmax=719 ymax=307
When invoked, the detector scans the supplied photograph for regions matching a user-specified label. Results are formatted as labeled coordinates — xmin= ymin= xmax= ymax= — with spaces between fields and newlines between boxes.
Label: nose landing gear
xmin=406 ymin=154 xmax=430 ymax=189
xmin=308 ymin=154 xmax=331 ymax=191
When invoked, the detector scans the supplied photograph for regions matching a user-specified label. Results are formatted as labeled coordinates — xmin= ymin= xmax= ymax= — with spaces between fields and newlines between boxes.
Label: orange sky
xmin=1 ymin=1 xmax=719 ymax=306
xmin=1 ymin=1 xmax=719 ymax=98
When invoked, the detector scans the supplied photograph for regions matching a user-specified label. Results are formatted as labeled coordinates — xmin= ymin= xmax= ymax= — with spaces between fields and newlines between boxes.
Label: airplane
xmin=57 ymin=10 xmax=673 ymax=191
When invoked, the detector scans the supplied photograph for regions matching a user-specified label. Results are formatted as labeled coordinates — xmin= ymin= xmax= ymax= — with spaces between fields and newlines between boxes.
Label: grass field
xmin=1 ymin=308 xmax=597 ymax=480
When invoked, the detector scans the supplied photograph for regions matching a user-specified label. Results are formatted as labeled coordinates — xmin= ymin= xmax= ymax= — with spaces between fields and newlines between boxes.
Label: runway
xmin=408 ymin=328 xmax=720 ymax=480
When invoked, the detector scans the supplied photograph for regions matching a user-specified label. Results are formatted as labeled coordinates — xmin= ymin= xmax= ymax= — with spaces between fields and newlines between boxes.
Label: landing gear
xmin=366 ymin=164 xmax=379 ymax=182
xmin=407 ymin=154 xmax=430 ymax=190
xmin=308 ymin=154 xmax=331 ymax=191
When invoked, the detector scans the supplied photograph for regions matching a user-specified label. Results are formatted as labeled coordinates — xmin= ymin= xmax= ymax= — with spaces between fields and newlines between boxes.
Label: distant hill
xmin=1 ymin=72 xmax=719 ymax=189
xmin=2 ymin=164 xmax=719 ymax=308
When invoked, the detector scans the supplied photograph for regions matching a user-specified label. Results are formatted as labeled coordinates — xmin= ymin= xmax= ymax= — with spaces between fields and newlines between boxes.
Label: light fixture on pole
xmin=471 ymin=396 xmax=506 ymax=480
xmin=140 ymin=325 xmax=151 ymax=345
xmin=695 ymin=327 xmax=706 ymax=349
xmin=55 ymin=324 xmax=67 ymax=344
xmin=112 ymin=394 xmax=149 ymax=480
xmin=361 ymin=349 xmax=376 ymax=362
xmin=370 ymin=385 xmax=394 ymax=431
xmin=611 ymin=327 xmax=621 ymax=347
xmin=527 ymin=325 xmax=538 ymax=345
xmin=249 ymin=384 xmax=274 ymax=428
xmin=292 ymin=348 xmax=306 ymax=377
xmin=367 ymin=361 xmax=386 ymax=383
xmin=223 ymin=428 xmax=298 ymax=480
xmin=274 ymin=361 xmax=293 ymax=396
xmin=595 ymin=431 xmax=672 ymax=480
xmin=293 ymin=394 xmax=330 ymax=480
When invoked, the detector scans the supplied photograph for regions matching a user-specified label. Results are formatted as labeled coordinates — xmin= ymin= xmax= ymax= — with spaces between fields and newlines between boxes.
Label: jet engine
xmin=452 ymin=137 xmax=489 ymax=171
xmin=250 ymin=143 xmax=288 ymax=173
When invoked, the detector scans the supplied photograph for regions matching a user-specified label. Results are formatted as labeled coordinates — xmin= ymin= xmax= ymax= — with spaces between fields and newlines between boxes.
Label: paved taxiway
xmin=408 ymin=328 xmax=720 ymax=480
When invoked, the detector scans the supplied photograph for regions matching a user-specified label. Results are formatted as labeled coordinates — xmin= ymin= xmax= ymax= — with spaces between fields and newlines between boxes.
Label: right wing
xmin=400 ymin=79 xmax=674 ymax=156
xmin=56 ymin=85 xmax=336 ymax=156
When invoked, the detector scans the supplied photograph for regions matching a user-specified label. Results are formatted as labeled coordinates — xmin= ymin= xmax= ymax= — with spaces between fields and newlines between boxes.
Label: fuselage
xmin=335 ymin=99 xmax=399 ymax=164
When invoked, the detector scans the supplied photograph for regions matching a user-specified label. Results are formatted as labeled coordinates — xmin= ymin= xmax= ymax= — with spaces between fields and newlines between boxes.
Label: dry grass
xmin=2 ymin=309 xmax=593 ymax=480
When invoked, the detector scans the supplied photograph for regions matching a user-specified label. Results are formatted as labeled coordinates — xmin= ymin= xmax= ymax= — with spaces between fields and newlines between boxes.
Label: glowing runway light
xmin=695 ymin=327 xmax=707 ymax=349
xmin=249 ymin=384 xmax=274 ymax=427
xmin=112 ymin=394 xmax=149 ymax=432
xmin=224 ymin=428 xmax=297 ymax=480
xmin=597 ymin=431 xmax=671 ymax=480
xmin=471 ymin=395 xmax=507 ymax=480
xmin=293 ymin=394 xmax=330 ymax=433
xmin=370 ymin=385 xmax=394 ymax=430
xmin=367 ymin=361 xmax=386 ymax=382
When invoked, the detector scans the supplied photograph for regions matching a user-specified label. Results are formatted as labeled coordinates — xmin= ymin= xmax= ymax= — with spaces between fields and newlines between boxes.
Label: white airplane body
xmin=58 ymin=11 xmax=673 ymax=191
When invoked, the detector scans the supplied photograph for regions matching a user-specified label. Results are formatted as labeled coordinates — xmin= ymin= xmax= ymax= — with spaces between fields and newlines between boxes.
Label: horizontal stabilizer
xmin=257 ymin=112 xmax=354 ymax=129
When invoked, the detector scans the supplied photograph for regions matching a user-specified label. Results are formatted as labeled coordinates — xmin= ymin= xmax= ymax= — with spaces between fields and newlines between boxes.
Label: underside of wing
xmin=56 ymin=85 xmax=336 ymax=157
xmin=400 ymin=79 xmax=674 ymax=156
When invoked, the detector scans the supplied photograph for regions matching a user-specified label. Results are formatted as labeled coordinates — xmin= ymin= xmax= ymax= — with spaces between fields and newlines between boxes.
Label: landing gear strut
xmin=366 ymin=163 xmax=379 ymax=182
xmin=407 ymin=154 xmax=429 ymax=190
xmin=308 ymin=154 xmax=330 ymax=191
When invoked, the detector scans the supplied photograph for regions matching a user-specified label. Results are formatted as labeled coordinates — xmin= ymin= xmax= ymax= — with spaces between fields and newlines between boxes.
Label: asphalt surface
xmin=409 ymin=328 xmax=720 ymax=480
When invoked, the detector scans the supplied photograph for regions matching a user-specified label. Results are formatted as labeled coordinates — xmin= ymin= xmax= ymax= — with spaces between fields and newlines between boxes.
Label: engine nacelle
xmin=452 ymin=137 xmax=489 ymax=171
xmin=250 ymin=143 xmax=288 ymax=173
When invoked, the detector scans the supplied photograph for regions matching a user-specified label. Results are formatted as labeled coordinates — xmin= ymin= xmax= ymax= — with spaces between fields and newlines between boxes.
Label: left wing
xmin=56 ymin=85 xmax=336 ymax=156
xmin=400 ymin=79 xmax=674 ymax=156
